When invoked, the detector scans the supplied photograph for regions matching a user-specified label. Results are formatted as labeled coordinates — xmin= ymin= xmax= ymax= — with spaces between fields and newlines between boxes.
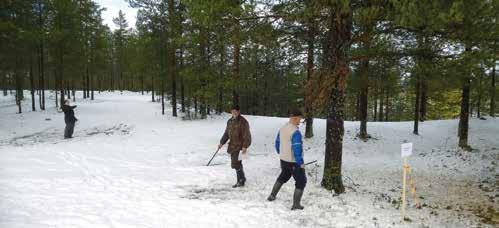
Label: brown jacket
xmin=220 ymin=115 xmax=251 ymax=153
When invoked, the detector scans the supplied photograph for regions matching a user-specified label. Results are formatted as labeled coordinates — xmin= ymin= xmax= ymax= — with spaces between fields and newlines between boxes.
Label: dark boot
xmin=232 ymin=170 xmax=240 ymax=188
xmin=291 ymin=188 xmax=305 ymax=210
xmin=239 ymin=166 xmax=246 ymax=185
xmin=267 ymin=181 xmax=283 ymax=201
xmin=232 ymin=168 xmax=246 ymax=188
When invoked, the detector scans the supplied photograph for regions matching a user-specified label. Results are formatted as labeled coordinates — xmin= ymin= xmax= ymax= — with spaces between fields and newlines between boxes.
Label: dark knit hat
xmin=288 ymin=108 xmax=303 ymax=117
xmin=231 ymin=105 xmax=240 ymax=111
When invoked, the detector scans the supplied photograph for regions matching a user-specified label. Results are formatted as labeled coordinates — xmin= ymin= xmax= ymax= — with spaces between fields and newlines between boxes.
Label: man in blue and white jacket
xmin=267 ymin=109 xmax=306 ymax=210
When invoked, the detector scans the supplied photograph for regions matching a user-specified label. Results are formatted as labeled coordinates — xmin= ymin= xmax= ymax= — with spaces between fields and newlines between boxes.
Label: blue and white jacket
xmin=275 ymin=122 xmax=304 ymax=166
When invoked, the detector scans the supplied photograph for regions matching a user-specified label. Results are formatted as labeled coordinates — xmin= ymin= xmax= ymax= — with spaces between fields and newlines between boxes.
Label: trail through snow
xmin=0 ymin=92 xmax=497 ymax=228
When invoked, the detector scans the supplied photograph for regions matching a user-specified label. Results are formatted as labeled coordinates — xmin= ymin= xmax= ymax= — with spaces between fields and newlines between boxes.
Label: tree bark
xmin=477 ymin=69 xmax=483 ymax=118
xmin=86 ymin=65 xmax=90 ymax=99
xmin=373 ymin=78 xmax=378 ymax=122
xmin=83 ymin=74 xmax=87 ymax=99
xmin=490 ymin=44 xmax=496 ymax=118
xmin=168 ymin=0 xmax=177 ymax=117
xmin=72 ymin=85 xmax=75 ymax=102
xmin=413 ymin=73 xmax=421 ymax=135
xmin=385 ymin=89 xmax=390 ymax=121
xmin=58 ymin=46 xmax=65 ymax=107
xmin=304 ymin=14 xmax=315 ymax=139
xmin=321 ymin=2 xmax=352 ymax=194
xmin=458 ymin=44 xmax=472 ymax=150
xmin=194 ymin=96 xmax=198 ymax=116
xmin=151 ymin=74 xmax=155 ymax=102
xmin=37 ymin=0 xmax=45 ymax=110
xmin=420 ymin=77 xmax=428 ymax=121
xmin=161 ymin=78 xmax=165 ymax=115
xmin=232 ymin=16 xmax=241 ymax=106
xmin=2 ymin=73 xmax=7 ymax=96
xmin=15 ymin=55 xmax=23 ymax=114
xmin=458 ymin=76 xmax=471 ymax=150
xmin=217 ymin=46 xmax=225 ymax=114
xmin=30 ymin=54 xmax=36 ymax=111
xmin=180 ymin=48 xmax=185 ymax=113
xmin=90 ymin=73 xmax=94 ymax=100
xmin=359 ymin=57 xmax=369 ymax=139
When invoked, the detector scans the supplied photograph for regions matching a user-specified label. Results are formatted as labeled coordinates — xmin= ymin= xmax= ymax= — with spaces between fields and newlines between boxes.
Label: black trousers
xmin=64 ymin=121 xmax=75 ymax=138
xmin=229 ymin=151 xmax=242 ymax=170
xmin=276 ymin=160 xmax=307 ymax=190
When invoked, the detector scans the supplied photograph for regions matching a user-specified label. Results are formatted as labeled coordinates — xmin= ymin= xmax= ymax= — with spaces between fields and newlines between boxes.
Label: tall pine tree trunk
xmin=67 ymin=86 xmax=71 ymax=100
xmin=385 ymin=90 xmax=390 ymax=121
xmin=83 ymin=73 xmax=87 ymax=99
xmin=86 ymin=66 xmax=90 ymax=98
xmin=413 ymin=73 xmax=421 ymax=135
xmin=30 ymin=54 xmax=36 ymax=111
xmin=90 ymin=73 xmax=94 ymax=100
xmin=458 ymin=45 xmax=472 ymax=150
xmin=168 ymin=0 xmax=177 ymax=117
xmin=321 ymin=2 xmax=352 ymax=194
xmin=37 ymin=0 xmax=45 ymax=110
xmin=2 ymin=73 xmax=7 ymax=96
xmin=477 ymin=70 xmax=483 ymax=118
xmin=54 ymin=69 xmax=59 ymax=108
xmin=379 ymin=83 xmax=384 ymax=121
xmin=58 ymin=44 xmax=65 ymax=107
xmin=72 ymin=84 xmax=75 ymax=102
xmin=194 ymin=96 xmax=198 ymax=116
xmin=161 ymin=74 xmax=165 ymax=115
xmin=359 ymin=57 xmax=369 ymax=139
xmin=217 ymin=46 xmax=225 ymax=114
xmin=304 ymin=10 xmax=315 ymax=138
xmin=15 ymin=55 xmax=23 ymax=114
xmin=232 ymin=17 xmax=240 ymax=106
xmin=458 ymin=76 xmax=471 ymax=150
xmin=490 ymin=44 xmax=496 ymax=118
xmin=180 ymin=49 xmax=185 ymax=112
xmin=420 ymin=77 xmax=428 ymax=121
xmin=373 ymin=83 xmax=378 ymax=122
xmin=151 ymin=74 xmax=155 ymax=102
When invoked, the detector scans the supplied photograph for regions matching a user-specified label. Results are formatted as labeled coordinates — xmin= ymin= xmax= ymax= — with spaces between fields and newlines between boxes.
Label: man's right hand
xmin=218 ymin=144 xmax=223 ymax=150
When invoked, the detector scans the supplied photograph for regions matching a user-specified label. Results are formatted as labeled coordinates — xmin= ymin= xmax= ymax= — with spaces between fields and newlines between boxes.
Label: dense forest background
xmin=1 ymin=0 xmax=497 ymax=192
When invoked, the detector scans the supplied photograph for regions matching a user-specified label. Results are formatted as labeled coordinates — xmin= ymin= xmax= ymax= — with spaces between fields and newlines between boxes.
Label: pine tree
xmin=320 ymin=0 xmax=353 ymax=194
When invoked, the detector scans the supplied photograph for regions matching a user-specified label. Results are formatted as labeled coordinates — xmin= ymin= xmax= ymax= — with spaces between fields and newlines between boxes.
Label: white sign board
xmin=401 ymin=143 xmax=413 ymax=158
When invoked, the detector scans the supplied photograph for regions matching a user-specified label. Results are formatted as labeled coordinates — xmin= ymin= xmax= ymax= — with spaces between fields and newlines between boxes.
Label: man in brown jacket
xmin=218 ymin=105 xmax=252 ymax=188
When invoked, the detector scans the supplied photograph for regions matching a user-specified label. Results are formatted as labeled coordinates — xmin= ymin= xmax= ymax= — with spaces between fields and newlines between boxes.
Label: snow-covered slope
xmin=0 ymin=92 xmax=497 ymax=228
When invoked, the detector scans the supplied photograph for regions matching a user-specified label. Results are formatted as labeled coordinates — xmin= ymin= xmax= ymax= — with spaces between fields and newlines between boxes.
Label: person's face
xmin=231 ymin=109 xmax=240 ymax=118
xmin=290 ymin=116 xmax=302 ymax=126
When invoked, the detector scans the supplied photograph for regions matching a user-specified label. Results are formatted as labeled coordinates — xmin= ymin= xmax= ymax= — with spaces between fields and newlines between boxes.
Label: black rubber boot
xmin=232 ymin=167 xmax=246 ymax=188
xmin=239 ymin=168 xmax=246 ymax=186
xmin=291 ymin=188 xmax=305 ymax=210
xmin=267 ymin=181 xmax=283 ymax=201
xmin=232 ymin=170 xmax=240 ymax=188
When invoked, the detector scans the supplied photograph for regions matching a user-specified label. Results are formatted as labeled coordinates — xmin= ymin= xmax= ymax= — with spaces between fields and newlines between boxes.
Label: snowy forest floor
xmin=0 ymin=91 xmax=497 ymax=228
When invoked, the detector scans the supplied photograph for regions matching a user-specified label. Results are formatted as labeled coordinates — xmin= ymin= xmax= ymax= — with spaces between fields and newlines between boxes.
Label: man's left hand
xmin=242 ymin=148 xmax=247 ymax=154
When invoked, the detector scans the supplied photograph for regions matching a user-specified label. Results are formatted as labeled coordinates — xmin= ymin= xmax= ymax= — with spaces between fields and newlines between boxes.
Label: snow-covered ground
xmin=0 ymin=92 xmax=497 ymax=228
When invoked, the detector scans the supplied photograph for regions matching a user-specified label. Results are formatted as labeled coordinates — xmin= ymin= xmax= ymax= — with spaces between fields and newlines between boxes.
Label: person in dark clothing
xmin=62 ymin=99 xmax=78 ymax=139
xmin=267 ymin=109 xmax=307 ymax=210
xmin=218 ymin=105 xmax=252 ymax=188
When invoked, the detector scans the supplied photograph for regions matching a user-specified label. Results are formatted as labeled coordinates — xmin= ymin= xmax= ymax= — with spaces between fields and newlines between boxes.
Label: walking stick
xmin=305 ymin=160 xmax=318 ymax=166
xmin=206 ymin=148 xmax=221 ymax=166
